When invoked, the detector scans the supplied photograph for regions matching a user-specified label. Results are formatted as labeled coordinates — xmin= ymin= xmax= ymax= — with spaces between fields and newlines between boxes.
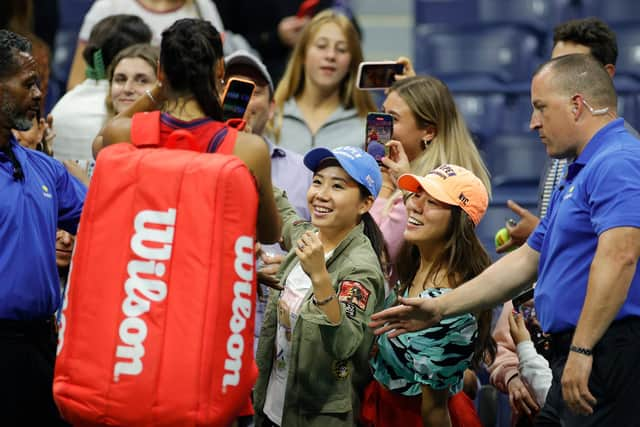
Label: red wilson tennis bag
xmin=54 ymin=116 xmax=258 ymax=426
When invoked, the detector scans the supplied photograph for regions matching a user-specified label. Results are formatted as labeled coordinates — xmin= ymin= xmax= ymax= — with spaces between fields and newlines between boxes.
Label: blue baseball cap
xmin=303 ymin=146 xmax=382 ymax=197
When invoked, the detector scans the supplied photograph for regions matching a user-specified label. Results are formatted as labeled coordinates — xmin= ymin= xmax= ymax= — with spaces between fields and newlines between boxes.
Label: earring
xmin=421 ymin=138 xmax=431 ymax=150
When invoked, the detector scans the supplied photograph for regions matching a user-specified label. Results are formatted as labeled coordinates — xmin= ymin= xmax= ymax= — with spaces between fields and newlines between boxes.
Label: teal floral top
xmin=370 ymin=287 xmax=477 ymax=396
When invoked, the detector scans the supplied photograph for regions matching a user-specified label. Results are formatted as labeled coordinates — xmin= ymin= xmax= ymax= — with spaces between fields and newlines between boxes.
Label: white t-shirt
xmin=78 ymin=0 xmax=225 ymax=47
xmin=263 ymin=250 xmax=333 ymax=425
xmin=51 ymin=79 xmax=109 ymax=161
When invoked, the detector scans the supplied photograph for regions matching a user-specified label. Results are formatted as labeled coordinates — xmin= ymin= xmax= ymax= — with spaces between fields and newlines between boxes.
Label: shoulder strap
xmin=207 ymin=126 xmax=228 ymax=153
xmin=131 ymin=111 xmax=162 ymax=148
xmin=207 ymin=124 xmax=238 ymax=154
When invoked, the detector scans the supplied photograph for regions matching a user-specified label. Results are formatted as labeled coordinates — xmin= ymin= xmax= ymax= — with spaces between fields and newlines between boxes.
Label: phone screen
xmin=222 ymin=78 xmax=255 ymax=122
xmin=365 ymin=113 xmax=393 ymax=164
xmin=511 ymin=288 xmax=534 ymax=313
xmin=358 ymin=62 xmax=405 ymax=89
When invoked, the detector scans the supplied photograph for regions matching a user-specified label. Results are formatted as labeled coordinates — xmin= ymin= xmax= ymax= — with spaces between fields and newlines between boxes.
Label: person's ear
xmin=156 ymin=62 xmax=166 ymax=86
xmin=359 ymin=195 xmax=374 ymax=216
xmin=604 ymin=63 xmax=616 ymax=78
xmin=424 ymin=124 xmax=437 ymax=141
xmin=420 ymin=124 xmax=437 ymax=148
xmin=215 ymin=58 xmax=225 ymax=82
xmin=571 ymin=95 xmax=581 ymax=118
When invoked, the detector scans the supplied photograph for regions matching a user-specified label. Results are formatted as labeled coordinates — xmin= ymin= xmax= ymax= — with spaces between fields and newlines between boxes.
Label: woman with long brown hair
xmin=362 ymin=164 xmax=496 ymax=427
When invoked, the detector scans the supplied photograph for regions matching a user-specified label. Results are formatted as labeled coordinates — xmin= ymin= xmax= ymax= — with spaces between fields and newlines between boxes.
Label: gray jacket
xmin=274 ymin=99 xmax=367 ymax=155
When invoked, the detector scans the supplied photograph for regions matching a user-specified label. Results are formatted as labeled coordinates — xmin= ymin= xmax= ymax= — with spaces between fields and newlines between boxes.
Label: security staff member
xmin=0 ymin=30 xmax=85 ymax=426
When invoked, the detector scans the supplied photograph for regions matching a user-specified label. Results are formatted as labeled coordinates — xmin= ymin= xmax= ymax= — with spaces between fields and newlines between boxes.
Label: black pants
xmin=534 ymin=317 xmax=640 ymax=427
xmin=0 ymin=318 xmax=69 ymax=427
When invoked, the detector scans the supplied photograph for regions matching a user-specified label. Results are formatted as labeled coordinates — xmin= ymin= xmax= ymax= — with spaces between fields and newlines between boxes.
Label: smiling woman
xmin=268 ymin=10 xmax=375 ymax=154
xmin=254 ymin=146 xmax=387 ymax=427
xmin=106 ymin=44 xmax=160 ymax=117
xmin=362 ymin=164 xmax=496 ymax=427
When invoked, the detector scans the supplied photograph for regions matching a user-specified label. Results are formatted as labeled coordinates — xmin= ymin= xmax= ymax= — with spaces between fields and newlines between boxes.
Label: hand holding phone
xmin=511 ymin=288 xmax=534 ymax=313
xmin=365 ymin=113 xmax=393 ymax=164
xmin=221 ymin=77 xmax=256 ymax=122
xmin=356 ymin=61 xmax=405 ymax=90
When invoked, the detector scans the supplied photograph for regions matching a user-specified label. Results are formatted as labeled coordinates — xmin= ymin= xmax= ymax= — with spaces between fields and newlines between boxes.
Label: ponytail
xmin=160 ymin=19 xmax=224 ymax=121
xmin=358 ymin=185 xmax=389 ymax=275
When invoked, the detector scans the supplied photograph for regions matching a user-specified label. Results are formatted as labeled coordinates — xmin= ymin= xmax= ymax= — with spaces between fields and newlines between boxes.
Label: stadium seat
xmin=617 ymin=93 xmax=639 ymax=131
xmin=609 ymin=24 xmax=640 ymax=80
xmin=415 ymin=0 xmax=479 ymax=26
xmin=454 ymin=93 xmax=507 ymax=143
xmin=501 ymin=94 xmax=534 ymax=135
xmin=581 ymin=0 xmax=640 ymax=26
xmin=415 ymin=24 xmax=543 ymax=84
xmin=478 ymin=0 xmax=577 ymax=34
xmin=483 ymin=133 xmax=547 ymax=186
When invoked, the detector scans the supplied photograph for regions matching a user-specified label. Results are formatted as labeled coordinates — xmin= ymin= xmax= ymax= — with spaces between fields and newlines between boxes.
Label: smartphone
xmin=221 ymin=77 xmax=256 ymax=122
xmin=296 ymin=0 xmax=320 ymax=18
xmin=356 ymin=61 xmax=405 ymax=90
xmin=511 ymin=288 xmax=534 ymax=313
xmin=365 ymin=112 xmax=393 ymax=164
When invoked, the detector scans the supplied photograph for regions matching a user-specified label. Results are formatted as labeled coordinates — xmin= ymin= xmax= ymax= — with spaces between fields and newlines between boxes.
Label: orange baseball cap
xmin=397 ymin=164 xmax=488 ymax=225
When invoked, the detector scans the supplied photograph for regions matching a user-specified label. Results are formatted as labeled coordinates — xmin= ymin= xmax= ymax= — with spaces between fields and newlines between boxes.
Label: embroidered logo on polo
xmin=563 ymin=185 xmax=575 ymax=200
xmin=42 ymin=184 xmax=52 ymax=199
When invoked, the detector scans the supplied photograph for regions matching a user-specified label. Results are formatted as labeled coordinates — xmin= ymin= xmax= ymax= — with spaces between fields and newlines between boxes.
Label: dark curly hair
xmin=0 ymin=29 xmax=31 ymax=79
xmin=160 ymin=18 xmax=224 ymax=121
xmin=553 ymin=17 xmax=618 ymax=67
xmin=83 ymin=14 xmax=152 ymax=73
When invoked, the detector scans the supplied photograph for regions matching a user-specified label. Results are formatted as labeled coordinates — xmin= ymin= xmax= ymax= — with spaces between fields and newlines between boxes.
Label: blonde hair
xmin=270 ymin=10 xmax=375 ymax=142
xmin=385 ymin=76 xmax=491 ymax=210
xmin=105 ymin=43 xmax=159 ymax=117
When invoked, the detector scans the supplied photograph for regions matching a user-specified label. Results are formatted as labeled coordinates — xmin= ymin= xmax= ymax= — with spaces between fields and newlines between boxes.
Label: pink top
xmin=487 ymin=301 xmax=519 ymax=393
xmin=370 ymin=195 xmax=407 ymax=263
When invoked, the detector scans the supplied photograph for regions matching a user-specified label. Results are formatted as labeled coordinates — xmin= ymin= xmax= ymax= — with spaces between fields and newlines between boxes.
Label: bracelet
xmin=312 ymin=293 xmax=336 ymax=306
xmin=506 ymin=372 xmax=520 ymax=386
xmin=145 ymin=89 xmax=160 ymax=108
xmin=569 ymin=345 xmax=593 ymax=356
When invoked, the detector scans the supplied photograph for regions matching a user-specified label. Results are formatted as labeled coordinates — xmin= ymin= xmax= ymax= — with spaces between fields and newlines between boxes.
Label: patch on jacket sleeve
xmin=338 ymin=280 xmax=370 ymax=311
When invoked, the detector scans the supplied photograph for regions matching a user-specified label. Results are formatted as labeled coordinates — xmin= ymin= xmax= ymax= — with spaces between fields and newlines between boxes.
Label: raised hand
xmin=496 ymin=200 xmax=541 ymax=253
xmin=368 ymin=296 xmax=442 ymax=338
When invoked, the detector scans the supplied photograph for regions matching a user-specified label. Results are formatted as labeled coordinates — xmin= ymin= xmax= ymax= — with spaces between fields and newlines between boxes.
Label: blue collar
xmin=566 ymin=118 xmax=624 ymax=180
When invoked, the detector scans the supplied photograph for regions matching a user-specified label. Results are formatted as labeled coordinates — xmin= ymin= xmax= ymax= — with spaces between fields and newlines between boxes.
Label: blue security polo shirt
xmin=528 ymin=119 xmax=640 ymax=334
xmin=0 ymin=137 xmax=86 ymax=320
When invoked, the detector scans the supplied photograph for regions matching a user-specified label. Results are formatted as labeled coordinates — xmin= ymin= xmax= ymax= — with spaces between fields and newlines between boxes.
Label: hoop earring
xmin=421 ymin=138 xmax=431 ymax=150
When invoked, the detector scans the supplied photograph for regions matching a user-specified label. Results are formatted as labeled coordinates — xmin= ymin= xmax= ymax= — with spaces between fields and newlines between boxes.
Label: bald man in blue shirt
xmin=0 ymin=30 xmax=85 ymax=425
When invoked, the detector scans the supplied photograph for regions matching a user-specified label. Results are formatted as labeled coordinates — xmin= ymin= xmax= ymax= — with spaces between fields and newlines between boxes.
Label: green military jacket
xmin=253 ymin=190 xmax=385 ymax=427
